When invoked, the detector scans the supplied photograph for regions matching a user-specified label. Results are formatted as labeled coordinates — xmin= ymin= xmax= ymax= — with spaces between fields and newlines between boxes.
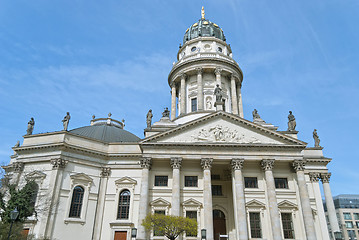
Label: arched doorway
xmin=213 ymin=209 xmax=227 ymax=240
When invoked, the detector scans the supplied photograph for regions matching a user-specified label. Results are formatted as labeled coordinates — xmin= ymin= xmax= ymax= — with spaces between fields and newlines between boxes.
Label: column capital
xmin=201 ymin=158 xmax=213 ymax=170
xmin=196 ymin=67 xmax=203 ymax=75
xmin=309 ymin=172 xmax=320 ymax=182
xmin=180 ymin=72 xmax=187 ymax=80
xmin=170 ymin=82 xmax=177 ymax=88
xmin=12 ymin=162 xmax=24 ymax=172
xmin=231 ymin=158 xmax=244 ymax=171
xmin=230 ymin=73 xmax=239 ymax=80
xmin=51 ymin=158 xmax=68 ymax=169
xmin=321 ymin=173 xmax=331 ymax=183
xmin=261 ymin=159 xmax=275 ymax=171
xmin=170 ymin=157 xmax=182 ymax=169
xmin=292 ymin=160 xmax=306 ymax=172
xmin=101 ymin=167 xmax=111 ymax=177
xmin=214 ymin=67 xmax=222 ymax=75
xmin=140 ymin=157 xmax=152 ymax=169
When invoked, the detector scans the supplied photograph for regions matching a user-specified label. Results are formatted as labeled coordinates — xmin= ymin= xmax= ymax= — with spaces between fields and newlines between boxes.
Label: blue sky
xmin=0 ymin=0 xmax=358 ymax=196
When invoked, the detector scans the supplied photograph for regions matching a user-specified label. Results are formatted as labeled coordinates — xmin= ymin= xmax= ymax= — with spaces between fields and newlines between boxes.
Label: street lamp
xmin=334 ymin=231 xmax=343 ymax=240
xmin=7 ymin=207 xmax=19 ymax=240
xmin=131 ymin=228 xmax=137 ymax=239
xmin=201 ymin=229 xmax=207 ymax=239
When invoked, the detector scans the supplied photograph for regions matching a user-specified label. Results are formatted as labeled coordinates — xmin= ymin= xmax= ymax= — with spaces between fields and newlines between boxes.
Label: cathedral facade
xmin=4 ymin=9 xmax=340 ymax=240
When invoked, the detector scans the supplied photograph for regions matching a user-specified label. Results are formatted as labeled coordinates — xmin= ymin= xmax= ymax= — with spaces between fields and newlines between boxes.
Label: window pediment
xmin=115 ymin=176 xmax=137 ymax=189
xmin=70 ymin=173 xmax=93 ymax=188
xmin=182 ymin=198 xmax=202 ymax=208
xmin=150 ymin=198 xmax=171 ymax=207
xmin=278 ymin=200 xmax=298 ymax=210
xmin=25 ymin=170 xmax=46 ymax=181
xmin=246 ymin=199 xmax=266 ymax=209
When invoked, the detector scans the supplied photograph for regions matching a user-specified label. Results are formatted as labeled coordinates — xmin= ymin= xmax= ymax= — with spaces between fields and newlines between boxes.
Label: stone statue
xmin=206 ymin=97 xmax=212 ymax=109
xmin=26 ymin=118 xmax=35 ymax=135
xmin=146 ymin=109 xmax=153 ymax=128
xmin=313 ymin=129 xmax=321 ymax=147
xmin=92 ymin=115 xmax=96 ymax=120
xmin=162 ymin=107 xmax=170 ymax=118
xmin=62 ymin=112 xmax=71 ymax=131
xmin=287 ymin=111 xmax=296 ymax=131
xmin=252 ymin=109 xmax=261 ymax=120
xmin=108 ymin=112 xmax=112 ymax=118
xmin=214 ymin=84 xmax=223 ymax=102
xmin=14 ymin=141 xmax=20 ymax=147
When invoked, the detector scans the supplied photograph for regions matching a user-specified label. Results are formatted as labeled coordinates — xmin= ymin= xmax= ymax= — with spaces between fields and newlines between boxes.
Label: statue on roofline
xmin=26 ymin=118 xmax=35 ymax=135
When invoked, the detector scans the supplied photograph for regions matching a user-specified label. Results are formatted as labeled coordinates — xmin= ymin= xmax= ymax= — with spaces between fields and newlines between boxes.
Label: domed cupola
xmin=183 ymin=7 xmax=226 ymax=44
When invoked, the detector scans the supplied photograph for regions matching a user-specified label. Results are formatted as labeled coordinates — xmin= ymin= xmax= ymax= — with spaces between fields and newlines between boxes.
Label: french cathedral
xmin=4 ymin=8 xmax=341 ymax=240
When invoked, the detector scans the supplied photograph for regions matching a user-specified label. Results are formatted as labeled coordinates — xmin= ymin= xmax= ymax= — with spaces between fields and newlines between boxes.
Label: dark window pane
xmin=275 ymin=178 xmax=288 ymax=189
xmin=281 ymin=213 xmax=295 ymax=239
xmin=185 ymin=176 xmax=198 ymax=187
xmin=191 ymin=98 xmax=197 ymax=112
xmin=211 ymin=174 xmax=220 ymax=180
xmin=249 ymin=212 xmax=262 ymax=238
xmin=155 ymin=176 xmax=168 ymax=186
xmin=244 ymin=177 xmax=258 ymax=188
xmin=117 ymin=190 xmax=130 ymax=219
xmin=69 ymin=186 xmax=84 ymax=218
xmin=212 ymin=185 xmax=222 ymax=196
xmin=186 ymin=211 xmax=197 ymax=236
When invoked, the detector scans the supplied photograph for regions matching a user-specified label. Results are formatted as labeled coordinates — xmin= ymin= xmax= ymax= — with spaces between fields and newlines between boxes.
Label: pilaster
xmin=180 ymin=73 xmax=187 ymax=115
xmin=197 ymin=67 xmax=204 ymax=111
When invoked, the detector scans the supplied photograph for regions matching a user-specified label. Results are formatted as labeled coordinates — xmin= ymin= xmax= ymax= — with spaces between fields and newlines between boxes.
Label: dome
xmin=183 ymin=8 xmax=226 ymax=45
xmin=70 ymin=119 xmax=141 ymax=143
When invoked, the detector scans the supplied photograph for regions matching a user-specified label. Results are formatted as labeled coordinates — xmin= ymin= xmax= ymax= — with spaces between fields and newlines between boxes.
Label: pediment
xmin=142 ymin=112 xmax=306 ymax=146
xmin=278 ymin=200 xmax=298 ymax=209
xmin=70 ymin=173 xmax=93 ymax=183
xmin=115 ymin=176 xmax=137 ymax=186
xmin=150 ymin=198 xmax=171 ymax=206
xmin=246 ymin=199 xmax=266 ymax=208
xmin=25 ymin=170 xmax=46 ymax=180
xmin=182 ymin=198 xmax=202 ymax=207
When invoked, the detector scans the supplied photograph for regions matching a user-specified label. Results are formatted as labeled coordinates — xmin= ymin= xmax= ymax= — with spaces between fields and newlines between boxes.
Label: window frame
xmin=113 ymin=177 xmax=137 ymax=223
xmin=281 ymin=212 xmax=295 ymax=239
xmin=69 ymin=185 xmax=85 ymax=218
xmin=244 ymin=177 xmax=258 ymax=188
xmin=344 ymin=212 xmax=352 ymax=220
xmin=191 ymin=98 xmax=197 ymax=112
xmin=249 ymin=212 xmax=262 ymax=238
xmin=117 ymin=189 xmax=131 ymax=220
xmin=275 ymin=178 xmax=289 ymax=189
xmin=154 ymin=175 xmax=168 ymax=187
xmin=211 ymin=185 xmax=223 ymax=196
xmin=185 ymin=176 xmax=198 ymax=187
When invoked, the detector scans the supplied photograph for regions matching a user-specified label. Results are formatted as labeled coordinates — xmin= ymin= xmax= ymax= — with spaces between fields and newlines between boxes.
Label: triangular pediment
xmin=278 ymin=200 xmax=298 ymax=209
xmin=182 ymin=198 xmax=202 ymax=207
xmin=142 ymin=112 xmax=306 ymax=146
xmin=115 ymin=176 xmax=137 ymax=186
xmin=150 ymin=198 xmax=171 ymax=206
xmin=25 ymin=170 xmax=46 ymax=180
xmin=70 ymin=173 xmax=93 ymax=182
xmin=246 ymin=199 xmax=266 ymax=208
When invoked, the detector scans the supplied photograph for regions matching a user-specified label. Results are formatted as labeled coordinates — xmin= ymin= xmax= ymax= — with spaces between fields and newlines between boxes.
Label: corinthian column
xmin=230 ymin=74 xmax=238 ymax=115
xmin=180 ymin=73 xmax=187 ymax=115
xmin=171 ymin=83 xmax=177 ymax=120
xmin=170 ymin=157 xmax=182 ymax=216
xmin=92 ymin=167 xmax=111 ymax=240
xmin=197 ymin=68 xmax=204 ymax=110
xmin=309 ymin=173 xmax=330 ymax=240
xmin=237 ymin=82 xmax=244 ymax=118
xmin=214 ymin=68 xmax=222 ymax=87
xmin=137 ymin=158 xmax=152 ymax=240
xmin=201 ymin=158 xmax=214 ymax=240
xmin=321 ymin=173 xmax=340 ymax=236
xmin=261 ymin=159 xmax=282 ymax=240
xmin=231 ymin=159 xmax=248 ymax=240
xmin=293 ymin=160 xmax=317 ymax=240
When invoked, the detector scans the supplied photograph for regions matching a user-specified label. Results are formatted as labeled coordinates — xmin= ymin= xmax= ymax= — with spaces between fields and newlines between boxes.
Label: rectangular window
xmin=244 ymin=177 xmax=258 ymax=188
xmin=191 ymin=98 xmax=197 ymax=112
xmin=154 ymin=176 xmax=168 ymax=186
xmin=275 ymin=178 xmax=289 ymax=189
xmin=186 ymin=211 xmax=197 ymax=237
xmin=347 ymin=230 xmax=356 ymax=239
xmin=211 ymin=185 xmax=222 ymax=196
xmin=211 ymin=174 xmax=221 ymax=180
xmin=345 ymin=221 xmax=354 ymax=228
xmin=354 ymin=213 xmax=359 ymax=220
xmin=154 ymin=210 xmax=165 ymax=236
xmin=249 ymin=212 xmax=262 ymax=238
xmin=356 ymin=221 xmax=359 ymax=228
xmin=281 ymin=213 xmax=295 ymax=239
xmin=185 ymin=176 xmax=198 ymax=187
xmin=344 ymin=212 xmax=352 ymax=220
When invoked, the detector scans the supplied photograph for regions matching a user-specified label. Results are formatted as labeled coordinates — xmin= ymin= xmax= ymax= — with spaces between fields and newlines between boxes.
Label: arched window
xmin=117 ymin=190 xmax=130 ymax=219
xmin=69 ymin=186 xmax=84 ymax=218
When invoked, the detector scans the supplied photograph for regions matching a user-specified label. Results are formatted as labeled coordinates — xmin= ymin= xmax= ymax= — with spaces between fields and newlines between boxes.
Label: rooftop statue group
xmin=26 ymin=112 xmax=71 ymax=135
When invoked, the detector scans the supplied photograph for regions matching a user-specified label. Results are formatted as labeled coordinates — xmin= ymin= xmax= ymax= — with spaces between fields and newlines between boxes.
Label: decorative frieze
xmin=309 ymin=172 xmax=320 ymax=182
xmin=101 ymin=167 xmax=111 ymax=177
xmin=261 ymin=159 xmax=275 ymax=171
xmin=292 ymin=160 xmax=306 ymax=172
xmin=201 ymin=158 xmax=213 ymax=170
xmin=140 ymin=157 xmax=152 ymax=169
xmin=13 ymin=162 xmax=24 ymax=172
xmin=320 ymin=173 xmax=331 ymax=183
xmin=231 ymin=159 xmax=244 ymax=171
xmin=170 ymin=157 xmax=182 ymax=169
xmin=51 ymin=158 xmax=68 ymax=169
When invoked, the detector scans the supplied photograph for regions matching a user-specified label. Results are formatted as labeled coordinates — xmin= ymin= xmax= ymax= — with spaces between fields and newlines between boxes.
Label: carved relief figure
xmin=146 ymin=109 xmax=153 ymax=128
xmin=26 ymin=118 xmax=35 ymax=135
xmin=287 ymin=111 xmax=296 ymax=131
xmin=62 ymin=112 xmax=71 ymax=131
xmin=313 ymin=129 xmax=321 ymax=147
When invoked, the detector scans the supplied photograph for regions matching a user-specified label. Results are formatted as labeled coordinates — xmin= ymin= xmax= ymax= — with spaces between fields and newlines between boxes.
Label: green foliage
xmin=0 ymin=180 xmax=38 ymax=223
xmin=0 ymin=222 xmax=27 ymax=240
xmin=142 ymin=214 xmax=197 ymax=240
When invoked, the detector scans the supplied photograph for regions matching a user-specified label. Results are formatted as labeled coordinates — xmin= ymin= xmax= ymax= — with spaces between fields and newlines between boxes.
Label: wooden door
xmin=114 ymin=231 xmax=127 ymax=240
xmin=213 ymin=210 xmax=226 ymax=240
xmin=22 ymin=229 xmax=30 ymax=237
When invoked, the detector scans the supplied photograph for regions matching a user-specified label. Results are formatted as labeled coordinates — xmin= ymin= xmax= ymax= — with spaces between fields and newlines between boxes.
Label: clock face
xmin=191 ymin=46 xmax=197 ymax=52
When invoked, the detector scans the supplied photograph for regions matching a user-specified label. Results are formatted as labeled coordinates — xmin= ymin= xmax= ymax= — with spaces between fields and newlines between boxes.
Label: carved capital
xmin=321 ymin=173 xmax=331 ymax=183
xmin=201 ymin=158 xmax=213 ymax=170
xmin=101 ymin=167 xmax=111 ymax=177
xmin=231 ymin=159 xmax=244 ymax=171
xmin=261 ymin=159 xmax=275 ymax=171
xmin=51 ymin=158 xmax=68 ymax=169
xmin=309 ymin=172 xmax=320 ymax=182
xmin=180 ymin=72 xmax=187 ymax=80
xmin=214 ymin=67 xmax=222 ymax=75
xmin=170 ymin=157 xmax=182 ymax=169
xmin=13 ymin=162 xmax=24 ymax=173
xmin=292 ymin=160 xmax=306 ymax=172
xmin=140 ymin=157 xmax=152 ymax=169
xmin=196 ymin=67 xmax=203 ymax=75
xmin=230 ymin=73 xmax=239 ymax=80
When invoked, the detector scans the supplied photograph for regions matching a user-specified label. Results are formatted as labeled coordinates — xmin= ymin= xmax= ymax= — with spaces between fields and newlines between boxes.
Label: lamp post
xmin=201 ymin=229 xmax=207 ymax=239
xmin=7 ymin=207 xmax=19 ymax=240
xmin=334 ymin=231 xmax=343 ymax=240
xmin=131 ymin=228 xmax=137 ymax=239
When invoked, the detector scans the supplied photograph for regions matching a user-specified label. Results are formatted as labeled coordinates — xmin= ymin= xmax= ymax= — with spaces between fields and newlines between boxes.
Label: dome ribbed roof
xmin=183 ymin=18 xmax=226 ymax=45
xmin=70 ymin=123 xmax=140 ymax=143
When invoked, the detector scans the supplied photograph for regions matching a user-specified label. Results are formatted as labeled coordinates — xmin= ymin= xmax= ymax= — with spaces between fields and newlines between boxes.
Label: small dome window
xmin=191 ymin=46 xmax=197 ymax=52
xmin=217 ymin=47 xmax=223 ymax=53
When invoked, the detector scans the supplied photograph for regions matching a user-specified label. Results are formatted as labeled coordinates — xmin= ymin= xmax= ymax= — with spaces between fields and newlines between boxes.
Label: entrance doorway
xmin=114 ymin=231 xmax=127 ymax=240
xmin=213 ymin=209 xmax=227 ymax=240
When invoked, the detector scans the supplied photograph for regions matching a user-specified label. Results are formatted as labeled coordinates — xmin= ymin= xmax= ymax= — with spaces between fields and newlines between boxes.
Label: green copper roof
xmin=183 ymin=18 xmax=226 ymax=45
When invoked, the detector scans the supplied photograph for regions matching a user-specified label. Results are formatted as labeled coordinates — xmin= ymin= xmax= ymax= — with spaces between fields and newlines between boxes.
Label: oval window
xmin=217 ymin=47 xmax=223 ymax=53
xmin=191 ymin=46 xmax=197 ymax=52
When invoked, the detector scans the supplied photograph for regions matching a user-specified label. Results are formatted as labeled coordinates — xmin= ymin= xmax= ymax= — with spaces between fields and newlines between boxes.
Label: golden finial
xmin=201 ymin=6 xmax=205 ymax=19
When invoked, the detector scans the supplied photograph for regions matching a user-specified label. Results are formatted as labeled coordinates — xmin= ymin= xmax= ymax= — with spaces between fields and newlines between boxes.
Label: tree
xmin=142 ymin=214 xmax=197 ymax=240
